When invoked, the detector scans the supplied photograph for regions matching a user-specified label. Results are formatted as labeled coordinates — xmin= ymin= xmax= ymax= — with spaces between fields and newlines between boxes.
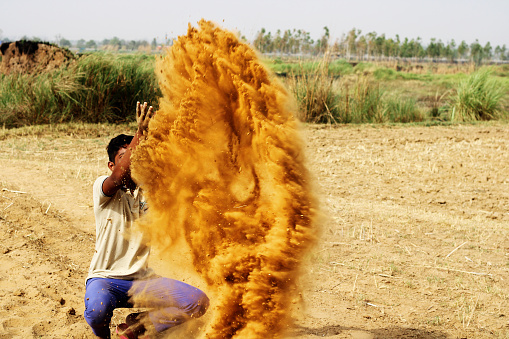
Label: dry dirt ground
xmin=0 ymin=123 xmax=508 ymax=338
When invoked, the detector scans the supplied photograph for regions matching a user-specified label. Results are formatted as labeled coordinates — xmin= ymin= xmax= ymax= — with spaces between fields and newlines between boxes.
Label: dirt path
xmin=0 ymin=124 xmax=508 ymax=338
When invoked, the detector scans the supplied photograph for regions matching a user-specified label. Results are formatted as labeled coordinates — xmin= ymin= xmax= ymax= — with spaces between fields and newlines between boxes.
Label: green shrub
xmin=337 ymin=77 xmax=385 ymax=123
xmin=328 ymin=59 xmax=354 ymax=75
xmin=383 ymin=96 xmax=424 ymax=123
xmin=449 ymin=69 xmax=505 ymax=122
xmin=287 ymin=57 xmax=340 ymax=123
xmin=373 ymin=68 xmax=398 ymax=81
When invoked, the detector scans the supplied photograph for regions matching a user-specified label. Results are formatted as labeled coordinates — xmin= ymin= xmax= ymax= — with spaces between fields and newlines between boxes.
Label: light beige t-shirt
xmin=87 ymin=175 xmax=152 ymax=281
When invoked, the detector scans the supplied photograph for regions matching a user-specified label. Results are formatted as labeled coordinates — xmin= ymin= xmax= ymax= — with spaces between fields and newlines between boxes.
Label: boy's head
xmin=107 ymin=134 xmax=133 ymax=163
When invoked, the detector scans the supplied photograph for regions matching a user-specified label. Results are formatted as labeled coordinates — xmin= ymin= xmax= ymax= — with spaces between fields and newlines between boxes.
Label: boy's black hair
xmin=107 ymin=134 xmax=133 ymax=163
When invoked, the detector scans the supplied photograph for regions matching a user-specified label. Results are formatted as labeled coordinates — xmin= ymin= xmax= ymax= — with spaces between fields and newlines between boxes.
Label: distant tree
xmin=54 ymin=34 xmax=62 ymax=46
xmin=316 ymin=26 xmax=330 ymax=54
xmin=356 ymin=35 xmax=367 ymax=59
xmin=293 ymin=29 xmax=302 ymax=54
xmin=273 ymin=29 xmax=282 ymax=53
xmin=458 ymin=40 xmax=469 ymax=59
xmin=282 ymin=29 xmax=291 ymax=54
xmin=399 ymin=37 xmax=411 ymax=58
xmin=254 ymin=28 xmax=266 ymax=52
xmin=330 ymin=38 xmax=341 ymax=55
xmin=265 ymin=31 xmax=274 ymax=53
xmin=392 ymin=34 xmax=401 ymax=57
xmin=470 ymin=40 xmax=484 ymax=65
xmin=444 ymin=39 xmax=457 ymax=62
xmin=483 ymin=41 xmax=492 ymax=59
xmin=127 ymin=40 xmax=137 ymax=50
xmin=374 ymin=34 xmax=386 ymax=58
xmin=345 ymin=28 xmax=358 ymax=58
xmin=86 ymin=40 xmax=97 ymax=49
xmin=109 ymin=37 xmax=122 ymax=50
xmin=102 ymin=39 xmax=110 ymax=46
xmin=414 ymin=37 xmax=425 ymax=59
xmin=383 ymin=37 xmax=398 ymax=58
xmin=151 ymin=38 xmax=157 ymax=49
xmin=500 ymin=45 xmax=508 ymax=60
xmin=366 ymin=32 xmax=377 ymax=58
xmin=301 ymin=31 xmax=313 ymax=54
xmin=426 ymin=38 xmax=443 ymax=60
xmin=59 ymin=38 xmax=72 ymax=48
xmin=77 ymin=39 xmax=86 ymax=49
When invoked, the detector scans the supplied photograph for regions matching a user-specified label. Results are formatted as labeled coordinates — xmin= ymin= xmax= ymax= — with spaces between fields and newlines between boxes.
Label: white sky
xmin=2 ymin=0 xmax=508 ymax=47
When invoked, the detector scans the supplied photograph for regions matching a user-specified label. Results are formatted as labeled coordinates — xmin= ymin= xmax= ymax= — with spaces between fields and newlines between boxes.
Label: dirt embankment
xmin=0 ymin=41 xmax=75 ymax=75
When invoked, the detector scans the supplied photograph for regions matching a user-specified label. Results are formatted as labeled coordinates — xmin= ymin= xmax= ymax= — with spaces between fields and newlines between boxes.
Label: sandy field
xmin=0 ymin=123 xmax=508 ymax=338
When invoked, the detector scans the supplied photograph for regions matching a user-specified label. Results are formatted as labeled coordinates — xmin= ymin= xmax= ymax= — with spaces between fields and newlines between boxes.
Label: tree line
xmin=254 ymin=27 xmax=509 ymax=64
xmin=0 ymin=35 xmax=165 ymax=52
xmin=2 ymin=28 xmax=507 ymax=63
xmin=56 ymin=36 xmax=164 ymax=52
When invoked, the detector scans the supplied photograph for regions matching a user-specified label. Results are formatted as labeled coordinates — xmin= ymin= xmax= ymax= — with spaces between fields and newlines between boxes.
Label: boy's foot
xmin=116 ymin=323 xmax=149 ymax=339
xmin=126 ymin=312 xmax=148 ymax=327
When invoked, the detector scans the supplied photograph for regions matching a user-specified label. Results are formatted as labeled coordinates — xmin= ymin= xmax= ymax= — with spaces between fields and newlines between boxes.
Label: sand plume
xmin=131 ymin=20 xmax=317 ymax=338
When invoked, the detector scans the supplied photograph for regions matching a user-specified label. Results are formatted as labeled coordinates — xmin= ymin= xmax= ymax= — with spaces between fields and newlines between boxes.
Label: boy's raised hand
xmin=136 ymin=101 xmax=155 ymax=136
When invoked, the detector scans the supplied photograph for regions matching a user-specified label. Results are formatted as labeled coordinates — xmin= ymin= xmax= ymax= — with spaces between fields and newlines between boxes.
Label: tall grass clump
xmin=449 ymin=69 xmax=505 ymax=122
xmin=0 ymin=70 xmax=84 ymax=126
xmin=0 ymin=53 xmax=161 ymax=128
xmin=71 ymin=53 xmax=161 ymax=123
xmin=287 ymin=56 xmax=341 ymax=123
xmin=336 ymin=77 xmax=385 ymax=123
xmin=383 ymin=96 xmax=424 ymax=123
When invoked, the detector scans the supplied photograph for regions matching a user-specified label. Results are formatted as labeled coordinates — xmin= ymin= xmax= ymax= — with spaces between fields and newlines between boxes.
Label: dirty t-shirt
xmin=86 ymin=175 xmax=152 ymax=281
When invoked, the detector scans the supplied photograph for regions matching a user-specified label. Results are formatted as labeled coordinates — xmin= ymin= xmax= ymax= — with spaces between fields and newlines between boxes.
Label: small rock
xmin=13 ymin=289 xmax=25 ymax=297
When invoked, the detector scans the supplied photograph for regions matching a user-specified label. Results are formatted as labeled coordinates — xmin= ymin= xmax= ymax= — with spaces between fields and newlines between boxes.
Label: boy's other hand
xmin=136 ymin=101 xmax=155 ymax=136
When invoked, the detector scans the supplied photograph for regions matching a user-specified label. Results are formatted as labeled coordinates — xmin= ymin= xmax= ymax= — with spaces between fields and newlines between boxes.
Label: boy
xmin=84 ymin=102 xmax=209 ymax=339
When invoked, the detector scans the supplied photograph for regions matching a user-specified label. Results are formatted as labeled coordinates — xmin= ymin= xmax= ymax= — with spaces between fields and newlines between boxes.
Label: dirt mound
xmin=0 ymin=40 xmax=75 ymax=75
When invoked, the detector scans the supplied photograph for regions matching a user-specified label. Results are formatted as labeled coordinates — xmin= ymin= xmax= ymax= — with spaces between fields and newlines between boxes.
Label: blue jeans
xmin=84 ymin=277 xmax=209 ymax=338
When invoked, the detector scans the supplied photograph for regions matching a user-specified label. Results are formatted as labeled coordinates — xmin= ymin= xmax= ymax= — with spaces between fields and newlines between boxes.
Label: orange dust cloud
xmin=132 ymin=20 xmax=318 ymax=338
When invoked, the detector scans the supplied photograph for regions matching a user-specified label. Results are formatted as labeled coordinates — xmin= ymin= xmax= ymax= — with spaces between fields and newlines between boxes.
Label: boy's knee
xmin=190 ymin=290 xmax=210 ymax=318
xmin=84 ymin=302 xmax=113 ymax=327
xmin=84 ymin=291 xmax=115 ymax=329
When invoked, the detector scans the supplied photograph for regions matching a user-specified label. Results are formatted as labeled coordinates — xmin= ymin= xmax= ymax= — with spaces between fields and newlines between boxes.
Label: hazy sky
xmin=2 ymin=0 xmax=508 ymax=47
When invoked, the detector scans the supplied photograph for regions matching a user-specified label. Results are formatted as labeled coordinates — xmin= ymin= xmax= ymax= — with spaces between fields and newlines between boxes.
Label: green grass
xmin=449 ymin=69 xmax=507 ymax=122
xmin=383 ymin=96 xmax=424 ymax=123
xmin=337 ymin=77 xmax=385 ymax=123
xmin=0 ymin=53 xmax=161 ymax=128
xmin=1 ymin=53 xmax=508 ymax=127
xmin=267 ymin=58 xmax=354 ymax=76
xmin=280 ymin=60 xmax=509 ymax=124
xmin=285 ymin=56 xmax=341 ymax=123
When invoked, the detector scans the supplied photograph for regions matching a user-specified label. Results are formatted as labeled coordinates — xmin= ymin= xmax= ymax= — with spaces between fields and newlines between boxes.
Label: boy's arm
xmin=102 ymin=102 xmax=154 ymax=196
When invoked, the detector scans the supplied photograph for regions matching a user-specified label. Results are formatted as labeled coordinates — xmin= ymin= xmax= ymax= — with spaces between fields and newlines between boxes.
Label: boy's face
xmin=108 ymin=145 xmax=128 ymax=171
xmin=108 ymin=145 xmax=136 ymax=189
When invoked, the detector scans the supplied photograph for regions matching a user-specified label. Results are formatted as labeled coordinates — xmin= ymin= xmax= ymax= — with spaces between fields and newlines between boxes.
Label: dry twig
xmin=445 ymin=241 xmax=468 ymax=259
xmin=2 ymin=188 xmax=27 ymax=194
